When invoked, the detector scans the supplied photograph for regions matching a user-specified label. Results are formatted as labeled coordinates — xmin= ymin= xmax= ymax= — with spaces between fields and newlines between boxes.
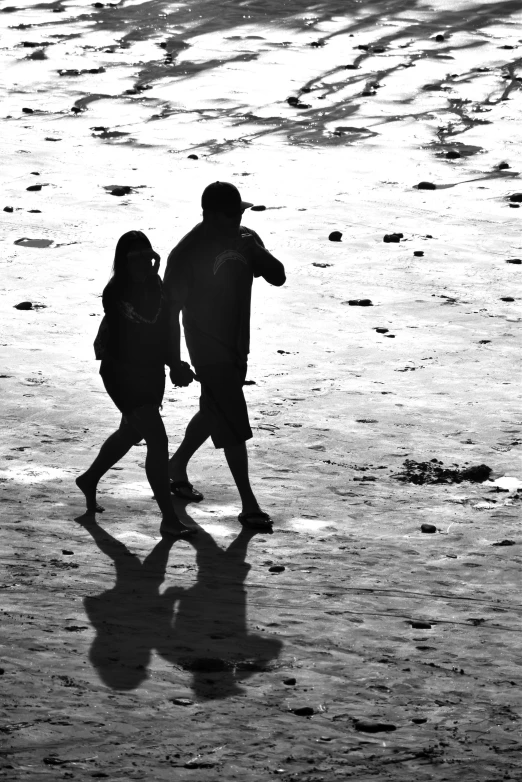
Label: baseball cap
xmin=201 ymin=181 xmax=253 ymax=215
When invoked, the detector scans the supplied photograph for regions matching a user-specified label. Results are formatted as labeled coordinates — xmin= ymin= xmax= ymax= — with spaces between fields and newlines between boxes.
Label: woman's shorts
xmin=195 ymin=362 xmax=252 ymax=449
xmin=100 ymin=359 xmax=165 ymax=416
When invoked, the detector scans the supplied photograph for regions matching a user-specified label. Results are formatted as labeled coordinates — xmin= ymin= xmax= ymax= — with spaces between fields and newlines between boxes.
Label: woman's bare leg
xmin=128 ymin=404 xmax=196 ymax=537
xmin=76 ymin=416 xmax=139 ymax=512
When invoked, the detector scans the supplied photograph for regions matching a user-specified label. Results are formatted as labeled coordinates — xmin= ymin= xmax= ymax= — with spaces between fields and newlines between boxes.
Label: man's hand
xmin=169 ymin=361 xmax=195 ymax=387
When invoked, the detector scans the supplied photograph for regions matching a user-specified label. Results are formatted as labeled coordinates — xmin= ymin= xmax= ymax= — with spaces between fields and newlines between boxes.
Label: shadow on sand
xmin=76 ymin=504 xmax=282 ymax=698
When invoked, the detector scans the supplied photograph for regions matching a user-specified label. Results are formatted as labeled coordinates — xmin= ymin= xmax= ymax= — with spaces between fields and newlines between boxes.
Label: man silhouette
xmin=164 ymin=182 xmax=286 ymax=529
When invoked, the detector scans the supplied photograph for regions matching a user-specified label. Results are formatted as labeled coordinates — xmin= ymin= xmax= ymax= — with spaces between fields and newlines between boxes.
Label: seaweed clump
xmin=394 ymin=459 xmax=491 ymax=485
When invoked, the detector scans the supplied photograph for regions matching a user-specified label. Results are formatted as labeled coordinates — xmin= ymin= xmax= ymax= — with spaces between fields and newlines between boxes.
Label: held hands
xmin=169 ymin=361 xmax=196 ymax=387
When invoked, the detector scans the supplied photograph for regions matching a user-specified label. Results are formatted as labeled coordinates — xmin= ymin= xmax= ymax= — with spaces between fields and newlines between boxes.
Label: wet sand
xmin=1 ymin=1 xmax=521 ymax=779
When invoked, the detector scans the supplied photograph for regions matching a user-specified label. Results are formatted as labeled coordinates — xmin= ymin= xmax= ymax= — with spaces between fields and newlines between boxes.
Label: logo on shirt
xmin=213 ymin=250 xmax=248 ymax=275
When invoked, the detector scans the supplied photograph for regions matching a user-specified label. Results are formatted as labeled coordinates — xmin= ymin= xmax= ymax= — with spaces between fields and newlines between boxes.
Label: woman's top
xmin=101 ymin=274 xmax=169 ymax=367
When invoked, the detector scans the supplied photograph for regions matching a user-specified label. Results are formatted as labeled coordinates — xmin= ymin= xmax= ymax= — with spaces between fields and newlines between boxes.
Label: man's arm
xmin=240 ymin=233 xmax=286 ymax=286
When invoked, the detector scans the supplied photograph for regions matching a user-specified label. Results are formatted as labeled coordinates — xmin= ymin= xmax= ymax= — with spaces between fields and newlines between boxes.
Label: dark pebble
xmin=62 ymin=550 xmax=74 ymax=555
xmin=354 ymin=719 xmax=396 ymax=733
xmin=509 ymin=203 xmax=520 ymax=208
xmin=345 ymin=64 xmax=358 ymax=69
xmin=329 ymin=231 xmax=342 ymax=242
xmin=411 ymin=620 xmax=432 ymax=629
xmin=492 ymin=540 xmax=516 ymax=546
xmin=356 ymin=44 xmax=369 ymax=51
xmin=509 ymin=193 xmax=522 ymax=202
xmin=500 ymin=296 xmax=515 ymax=302
xmin=373 ymin=46 xmax=386 ymax=53
xmin=506 ymin=258 xmax=521 ymax=264
xmin=375 ymin=327 xmax=389 ymax=333
xmin=362 ymin=89 xmax=376 ymax=96
xmin=22 ymin=107 xmax=34 ymax=114
xmin=414 ymin=250 xmax=424 ymax=256
xmin=26 ymin=184 xmax=42 ymax=191
xmin=385 ymin=334 xmax=395 ymax=338
xmin=446 ymin=150 xmax=461 ymax=159
xmin=435 ymin=34 xmax=445 ymax=42
xmin=287 ymin=96 xmax=300 ymax=106
xmin=3 ymin=206 xmax=13 ymax=212
xmin=417 ymin=181 xmax=437 ymax=190
xmin=421 ymin=523 xmax=437 ymax=533
xmin=283 ymin=677 xmax=297 ymax=686
xmin=347 ymin=299 xmax=373 ymax=306
xmin=292 ymin=706 xmax=314 ymax=716
xmin=412 ymin=717 xmax=428 ymax=724
xmin=94 ymin=2 xmax=104 ymax=7
xmin=478 ymin=340 xmax=491 ymax=344
xmin=187 ymin=154 xmax=198 ymax=160
xmin=498 ymin=162 xmax=510 ymax=170
xmin=383 ymin=232 xmax=403 ymax=243
xmin=0 ymin=668 xmax=4 ymax=675
xmin=71 ymin=107 xmax=82 ymax=114
xmin=250 ymin=205 xmax=266 ymax=211
xmin=313 ymin=263 xmax=332 ymax=268
xmin=171 ymin=697 xmax=194 ymax=706
xmin=310 ymin=41 xmax=324 ymax=48
xmin=14 ymin=301 xmax=34 ymax=310
xmin=269 ymin=565 xmax=285 ymax=573
xmin=110 ymin=186 xmax=131 ymax=196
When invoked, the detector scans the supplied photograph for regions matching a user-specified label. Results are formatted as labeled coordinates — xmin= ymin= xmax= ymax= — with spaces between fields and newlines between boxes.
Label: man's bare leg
xmin=168 ymin=410 xmax=210 ymax=482
xmin=224 ymin=442 xmax=263 ymax=516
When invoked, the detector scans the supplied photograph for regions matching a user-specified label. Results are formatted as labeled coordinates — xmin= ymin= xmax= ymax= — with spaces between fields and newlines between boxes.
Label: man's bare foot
xmin=160 ymin=515 xmax=198 ymax=539
xmin=76 ymin=473 xmax=105 ymax=513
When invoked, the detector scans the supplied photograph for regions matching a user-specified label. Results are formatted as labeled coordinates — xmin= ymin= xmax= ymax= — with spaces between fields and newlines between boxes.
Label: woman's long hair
xmin=109 ymin=230 xmax=153 ymax=291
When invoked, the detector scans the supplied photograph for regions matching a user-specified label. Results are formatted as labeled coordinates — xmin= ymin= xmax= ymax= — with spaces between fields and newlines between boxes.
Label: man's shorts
xmin=195 ymin=362 xmax=252 ymax=449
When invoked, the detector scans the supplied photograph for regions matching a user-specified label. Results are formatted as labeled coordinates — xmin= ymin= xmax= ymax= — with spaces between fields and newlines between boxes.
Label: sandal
xmin=238 ymin=511 xmax=273 ymax=530
xmin=170 ymin=480 xmax=204 ymax=503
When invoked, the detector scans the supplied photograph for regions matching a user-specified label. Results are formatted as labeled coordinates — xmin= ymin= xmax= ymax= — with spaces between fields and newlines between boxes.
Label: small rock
xmin=26 ymin=184 xmax=42 ymax=191
xmin=446 ymin=150 xmax=461 ymax=159
xmin=110 ymin=186 xmax=131 ymax=196
xmin=509 ymin=193 xmax=522 ymax=202
xmin=171 ymin=697 xmax=194 ymax=706
xmin=498 ymin=162 xmax=510 ymax=170
xmin=421 ymin=523 xmax=437 ymax=533
xmin=62 ymin=550 xmax=74 ymax=555
xmin=310 ymin=40 xmax=324 ymax=48
xmin=506 ymin=258 xmax=521 ymax=264
xmin=269 ymin=565 xmax=285 ymax=573
xmin=347 ymin=299 xmax=373 ymax=306
xmin=385 ymin=334 xmax=395 ymax=338
xmin=250 ymin=205 xmax=266 ymax=211
xmin=3 ymin=206 xmax=13 ymax=212
xmin=94 ymin=2 xmax=104 ymax=7
xmin=383 ymin=233 xmax=403 ymax=243
xmin=71 ymin=107 xmax=83 ymax=114
xmin=417 ymin=181 xmax=437 ymax=190
xmin=500 ymin=296 xmax=515 ymax=302
xmin=414 ymin=250 xmax=424 ymax=256
xmin=375 ymin=327 xmax=389 ymax=333
xmin=509 ymin=204 xmax=520 ymax=209
xmin=28 ymin=210 xmax=42 ymax=213
xmin=345 ymin=64 xmax=358 ymax=69
xmin=356 ymin=44 xmax=369 ymax=51
xmin=14 ymin=301 xmax=34 ymax=310
xmin=492 ymin=540 xmax=516 ymax=546
xmin=354 ymin=719 xmax=396 ymax=733
xmin=22 ymin=107 xmax=34 ymax=114
xmin=187 ymin=154 xmax=198 ymax=160
xmin=411 ymin=620 xmax=432 ymax=629
xmin=287 ymin=96 xmax=300 ymax=106
xmin=292 ymin=706 xmax=314 ymax=716
xmin=313 ymin=263 xmax=332 ymax=268
xmin=329 ymin=231 xmax=342 ymax=242
xmin=478 ymin=340 xmax=491 ymax=344
xmin=283 ymin=677 xmax=297 ymax=686
xmin=435 ymin=34 xmax=445 ymax=42
xmin=412 ymin=717 xmax=428 ymax=724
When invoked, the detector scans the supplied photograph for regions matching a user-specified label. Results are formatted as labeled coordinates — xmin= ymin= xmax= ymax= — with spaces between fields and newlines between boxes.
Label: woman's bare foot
xmin=159 ymin=515 xmax=198 ymax=538
xmin=76 ymin=473 xmax=105 ymax=513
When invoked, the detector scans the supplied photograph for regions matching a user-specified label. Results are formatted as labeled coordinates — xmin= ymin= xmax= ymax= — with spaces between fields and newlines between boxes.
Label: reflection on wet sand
xmin=77 ymin=508 xmax=282 ymax=698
